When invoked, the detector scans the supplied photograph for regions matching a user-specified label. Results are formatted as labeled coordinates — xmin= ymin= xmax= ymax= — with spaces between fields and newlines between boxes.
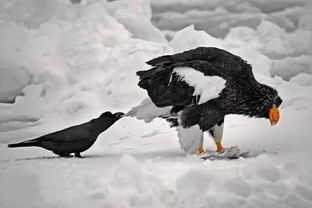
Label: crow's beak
xmin=269 ymin=105 xmax=280 ymax=126
xmin=114 ymin=112 xmax=126 ymax=118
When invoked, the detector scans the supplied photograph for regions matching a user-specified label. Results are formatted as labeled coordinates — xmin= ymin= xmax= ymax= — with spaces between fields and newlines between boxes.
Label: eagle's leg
xmin=198 ymin=147 xmax=205 ymax=154
xmin=209 ymin=118 xmax=224 ymax=152
xmin=177 ymin=125 xmax=204 ymax=154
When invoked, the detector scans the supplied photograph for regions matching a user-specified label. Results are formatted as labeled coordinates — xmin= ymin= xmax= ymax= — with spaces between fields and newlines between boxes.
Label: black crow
xmin=8 ymin=111 xmax=125 ymax=158
xmin=133 ymin=47 xmax=282 ymax=154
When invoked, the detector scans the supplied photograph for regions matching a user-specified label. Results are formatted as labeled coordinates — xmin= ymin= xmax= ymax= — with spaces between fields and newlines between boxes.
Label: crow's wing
xmin=36 ymin=123 xmax=94 ymax=143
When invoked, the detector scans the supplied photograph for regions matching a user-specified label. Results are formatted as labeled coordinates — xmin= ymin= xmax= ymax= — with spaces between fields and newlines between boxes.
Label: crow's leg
xmin=58 ymin=152 xmax=72 ymax=157
xmin=75 ymin=152 xmax=82 ymax=158
xmin=209 ymin=118 xmax=224 ymax=152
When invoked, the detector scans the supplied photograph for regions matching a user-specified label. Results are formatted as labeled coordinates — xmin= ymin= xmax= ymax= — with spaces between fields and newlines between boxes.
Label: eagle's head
xmin=252 ymin=84 xmax=282 ymax=125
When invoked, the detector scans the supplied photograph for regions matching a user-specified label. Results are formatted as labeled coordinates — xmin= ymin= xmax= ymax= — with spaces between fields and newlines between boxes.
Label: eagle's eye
xmin=274 ymin=96 xmax=282 ymax=107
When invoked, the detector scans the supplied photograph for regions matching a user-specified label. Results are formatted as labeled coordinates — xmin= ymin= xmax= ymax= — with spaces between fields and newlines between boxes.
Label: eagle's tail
xmin=8 ymin=139 xmax=39 ymax=148
xmin=180 ymin=106 xmax=201 ymax=128
xmin=137 ymin=67 xmax=172 ymax=90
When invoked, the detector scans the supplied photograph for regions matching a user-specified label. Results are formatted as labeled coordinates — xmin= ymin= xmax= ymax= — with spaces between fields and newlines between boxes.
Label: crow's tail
xmin=8 ymin=139 xmax=39 ymax=148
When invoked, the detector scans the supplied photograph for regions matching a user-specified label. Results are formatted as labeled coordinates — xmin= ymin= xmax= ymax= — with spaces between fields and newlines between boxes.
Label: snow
xmin=170 ymin=25 xmax=226 ymax=52
xmin=0 ymin=63 xmax=31 ymax=103
xmin=1 ymin=0 xmax=312 ymax=208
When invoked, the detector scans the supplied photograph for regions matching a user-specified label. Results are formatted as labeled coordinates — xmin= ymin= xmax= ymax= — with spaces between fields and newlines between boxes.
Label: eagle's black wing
xmin=146 ymin=47 xmax=245 ymax=67
xmin=137 ymin=47 xmax=253 ymax=109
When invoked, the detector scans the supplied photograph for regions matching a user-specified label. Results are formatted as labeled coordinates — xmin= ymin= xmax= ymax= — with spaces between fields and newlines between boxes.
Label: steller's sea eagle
xmin=128 ymin=47 xmax=282 ymax=154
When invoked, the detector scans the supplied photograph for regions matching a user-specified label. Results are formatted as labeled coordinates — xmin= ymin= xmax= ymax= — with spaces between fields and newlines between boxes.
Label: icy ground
xmin=1 ymin=0 xmax=312 ymax=207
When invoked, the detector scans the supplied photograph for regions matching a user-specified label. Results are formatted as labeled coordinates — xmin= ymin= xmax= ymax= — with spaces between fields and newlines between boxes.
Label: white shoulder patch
xmin=173 ymin=67 xmax=226 ymax=104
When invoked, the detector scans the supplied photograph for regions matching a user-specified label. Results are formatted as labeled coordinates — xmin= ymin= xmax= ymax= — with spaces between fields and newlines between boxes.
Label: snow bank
xmin=0 ymin=0 xmax=170 ymax=135
xmin=1 ymin=0 xmax=310 ymax=131
xmin=105 ymin=154 xmax=175 ymax=208
xmin=170 ymin=25 xmax=226 ymax=52
xmin=151 ymin=0 xmax=309 ymax=36
xmin=272 ymin=56 xmax=312 ymax=80
xmin=0 ymin=63 xmax=31 ymax=103
xmin=0 ymin=0 xmax=69 ymax=29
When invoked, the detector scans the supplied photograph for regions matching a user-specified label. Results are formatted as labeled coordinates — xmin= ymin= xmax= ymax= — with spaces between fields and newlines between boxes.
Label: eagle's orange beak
xmin=269 ymin=105 xmax=280 ymax=126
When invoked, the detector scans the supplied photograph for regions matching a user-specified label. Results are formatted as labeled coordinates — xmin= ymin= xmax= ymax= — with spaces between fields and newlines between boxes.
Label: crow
xmin=8 ymin=112 xmax=125 ymax=158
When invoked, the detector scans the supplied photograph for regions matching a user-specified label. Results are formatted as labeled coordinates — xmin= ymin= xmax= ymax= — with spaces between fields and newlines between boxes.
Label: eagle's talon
xmin=216 ymin=142 xmax=224 ymax=152
xmin=198 ymin=147 xmax=205 ymax=154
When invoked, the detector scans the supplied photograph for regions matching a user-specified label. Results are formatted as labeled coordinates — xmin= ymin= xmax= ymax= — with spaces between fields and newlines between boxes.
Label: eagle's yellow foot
xmin=198 ymin=147 xmax=205 ymax=154
xmin=216 ymin=142 xmax=224 ymax=152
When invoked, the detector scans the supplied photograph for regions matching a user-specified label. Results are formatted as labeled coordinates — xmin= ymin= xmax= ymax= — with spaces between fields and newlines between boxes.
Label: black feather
xmin=8 ymin=139 xmax=39 ymax=148
xmin=7 ymin=112 xmax=124 ymax=157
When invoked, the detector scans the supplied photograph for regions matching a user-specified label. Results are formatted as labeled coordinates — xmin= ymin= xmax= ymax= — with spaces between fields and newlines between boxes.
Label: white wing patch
xmin=173 ymin=67 xmax=226 ymax=104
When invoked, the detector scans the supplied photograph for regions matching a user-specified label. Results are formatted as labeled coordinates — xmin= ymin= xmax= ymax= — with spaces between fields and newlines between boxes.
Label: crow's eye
xmin=275 ymin=96 xmax=282 ymax=107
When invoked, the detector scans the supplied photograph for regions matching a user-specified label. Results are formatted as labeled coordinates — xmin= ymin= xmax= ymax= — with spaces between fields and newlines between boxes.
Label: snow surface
xmin=1 ymin=0 xmax=312 ymax=208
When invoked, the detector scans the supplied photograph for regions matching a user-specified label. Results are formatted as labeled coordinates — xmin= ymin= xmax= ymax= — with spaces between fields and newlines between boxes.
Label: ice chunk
xmin=272 ymin=55 xmax=312 ymax=80
xmin=170 ymin=25 xmax=226 ymax=52
xmin=0 ymin=0 xmax=68 ymax=29
xmin=224 ymin=26 xmax=261 ymax=49
xmin=229 ymin=46 xmax=272 ymax=76
xmin=298 ymin=1 xmax=312 ymax=30
xmin=290 ymin=73 xmax=312 ymax=86
xmin=107 ymin=0 xmax=166 ymax=43
xmin=0 ymin=63 xmax=31 ymax=103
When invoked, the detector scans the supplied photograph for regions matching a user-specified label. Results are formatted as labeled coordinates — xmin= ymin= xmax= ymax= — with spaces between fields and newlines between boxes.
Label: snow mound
xmin=201 ymin=146 xmax=263 ymax=160
xmin=272 ymin=55 xmax=312 ymax=81
xmin=151 ymin=0 xmax=310 ymax=38
xmin=106 ymin=154 xmax=175 ymax=208
xmin=170 ymin=25 xmax=226 ymax=52
xmin=0 ymin=64 xmax=31 ymax=103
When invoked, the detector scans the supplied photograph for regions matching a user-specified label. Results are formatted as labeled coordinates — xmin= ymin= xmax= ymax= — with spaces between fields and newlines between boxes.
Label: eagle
xmin=128 ymin=47 xmax=282 ymax=154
